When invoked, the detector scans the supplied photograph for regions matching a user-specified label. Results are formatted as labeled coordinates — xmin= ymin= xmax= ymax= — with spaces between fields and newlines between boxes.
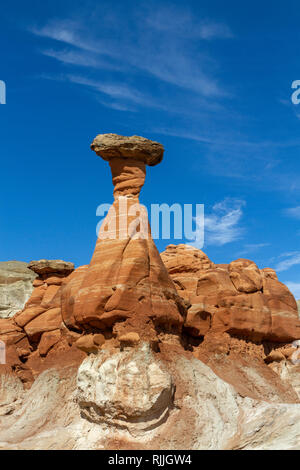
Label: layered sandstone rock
xmin=0 ymin=260 xmax=84 ymax=385
xmin=13 ymin=259 xmax=75 ymax=346
xmin=0 ymin=262 xmax=36 ymax=319
xmin=62 ymin=134 xmax=186 ymax=340
xmin=161 ymin=244 xmax=300 ymax=343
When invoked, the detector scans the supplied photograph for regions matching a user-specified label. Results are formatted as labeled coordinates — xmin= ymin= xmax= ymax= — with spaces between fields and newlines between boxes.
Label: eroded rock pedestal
xmin=62 ymin=134 xmax=186 ymax=342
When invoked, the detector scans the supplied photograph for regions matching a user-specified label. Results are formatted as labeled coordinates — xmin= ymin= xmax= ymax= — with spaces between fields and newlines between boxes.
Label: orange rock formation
xmin=161 ymin=244 xmax=300 ymax=342
xmin=61 ymin=134 xmax=186 ymax=340
xmin=0 ymin=136 xmax=299 ymax=392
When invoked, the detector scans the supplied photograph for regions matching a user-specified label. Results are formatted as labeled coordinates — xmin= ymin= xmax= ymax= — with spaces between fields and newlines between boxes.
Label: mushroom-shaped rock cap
xmin=28 ymin=260 xmax=75 ymax=276
xmin=90 ymin=133 xmax=164 ymax=166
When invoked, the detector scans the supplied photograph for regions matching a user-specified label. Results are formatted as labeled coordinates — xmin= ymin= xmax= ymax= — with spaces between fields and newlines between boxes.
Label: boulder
xmin=90 ymin=133 xmax=164 ymax=166
xmin=118 ymin=331 xmax=141 ymax=346
xmin=76 ymin=343 xmax=174 ymax=430
xmin=75 ymin=334 xmax=104 ymax=354
xmin=28 ymin=260 xmax=74 ymax=276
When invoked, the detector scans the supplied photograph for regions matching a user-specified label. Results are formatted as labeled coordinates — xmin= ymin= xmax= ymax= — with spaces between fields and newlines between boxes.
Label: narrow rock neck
xmin=109 ymin=158 xmax=146 ymax=199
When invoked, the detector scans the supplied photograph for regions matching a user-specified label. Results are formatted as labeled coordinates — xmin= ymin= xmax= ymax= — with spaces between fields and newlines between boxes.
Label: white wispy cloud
xmin=197 ymin=20 xmax=233 ymax=40
xmin=65 ymin=74 xmax=166 ymax=110
xmin=154 ymin=127 xmax=300 ymax=150
xmin=67 ymin=75 xmax=139 ymax=101
xmin=30 ymin=7 xmax=231 ymax=98
xmin=284 ymin=206 xmax=300 ymax=219
xmin=193 ymin=198 xmax=245 ymax=247
xmin=42 ymin=48 xmax=118 ymax=70
xmin=96 ymin=99 xmax=135 ymax=112
xmin=29 ymin=7 xmax=300 ymax=193
xmin=275 ymin=252 xmax=300 ymax=272
xmin=144 ymin=5 xmax=233 ymax=40
xmin=152 ymin=127 xmax=300 ymax=184
xmin=31 ymin=19 xmax=100 ymax=52
xmin=239 ymin=243 xmax=270 ymax=256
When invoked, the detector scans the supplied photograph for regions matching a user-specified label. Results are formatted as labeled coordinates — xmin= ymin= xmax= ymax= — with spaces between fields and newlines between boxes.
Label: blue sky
xmin=1 ymin=0 xmax=300 ymax=298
